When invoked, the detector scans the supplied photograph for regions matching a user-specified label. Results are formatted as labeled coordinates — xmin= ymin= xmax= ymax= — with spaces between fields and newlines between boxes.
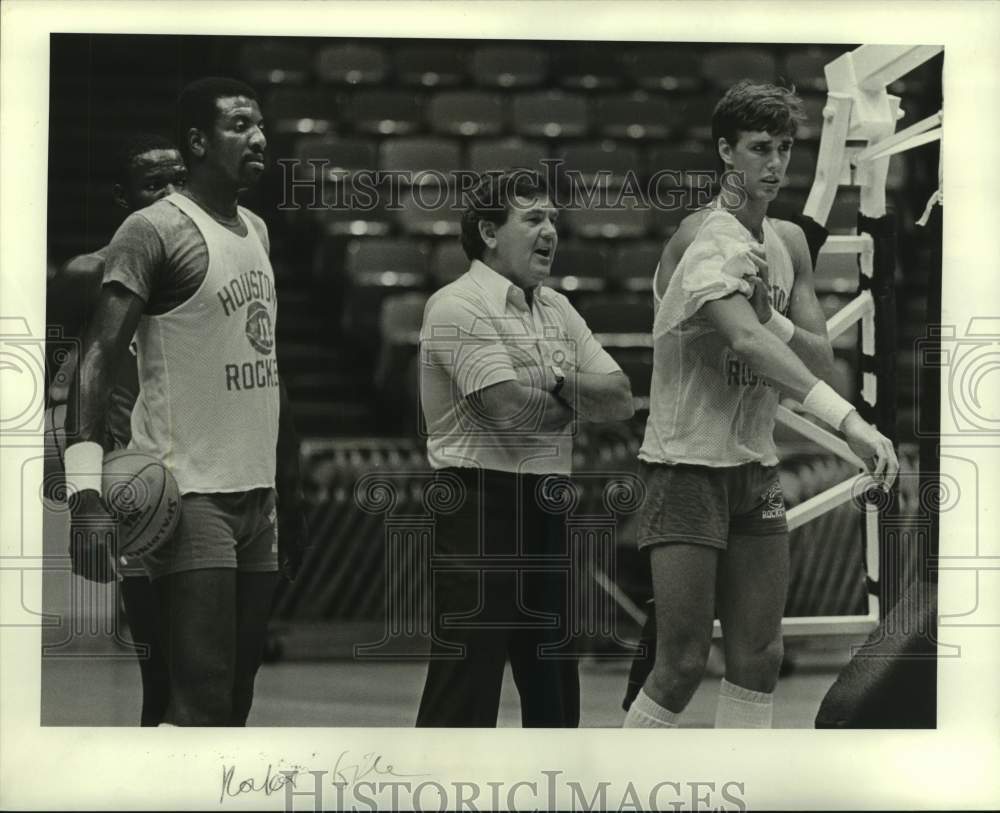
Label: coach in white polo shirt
xmin=416 ymin=170 xmax=634 ymax=727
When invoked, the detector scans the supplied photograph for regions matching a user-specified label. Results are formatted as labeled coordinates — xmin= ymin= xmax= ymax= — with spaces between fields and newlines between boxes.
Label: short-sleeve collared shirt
xmin=420 ymin=259 xmax=622 ymax=474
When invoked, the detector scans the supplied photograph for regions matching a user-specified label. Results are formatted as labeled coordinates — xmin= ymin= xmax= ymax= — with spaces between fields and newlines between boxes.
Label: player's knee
xmin=753 ymin=634 xmax=784 ymax=673
xmin=730 ymin=634 xmax=784 ymax=682
xmin=650 ymin=638 xmax=711 ymax=694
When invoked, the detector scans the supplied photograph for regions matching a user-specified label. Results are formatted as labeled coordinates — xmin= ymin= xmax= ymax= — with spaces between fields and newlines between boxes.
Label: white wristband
xmin=802 ymin=381 xmax=855 ymax=431
xmin=64 ymin=441 xmax=104 ymax=497
xmin=763 ymin=310 xmax=795 ymax=343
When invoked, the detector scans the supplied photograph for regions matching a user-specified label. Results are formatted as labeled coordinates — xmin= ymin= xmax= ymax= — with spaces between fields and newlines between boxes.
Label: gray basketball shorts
xmin=140 ymin=487 xmax=278 ymax=580
xmin=637 ymin=461 xmax=788 ymax=550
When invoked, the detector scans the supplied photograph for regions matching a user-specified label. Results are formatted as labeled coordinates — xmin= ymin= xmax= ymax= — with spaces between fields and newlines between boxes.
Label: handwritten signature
xmin=220 ymin=763 xmax=297 ymax=802
xmin=331 ymin=749 xmax=428 ymax=786
xmin=220 ymin=751 xmax=428 ymax=803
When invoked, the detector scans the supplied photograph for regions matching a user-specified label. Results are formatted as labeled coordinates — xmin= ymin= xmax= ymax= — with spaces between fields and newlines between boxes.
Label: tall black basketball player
xmin=65 ymin=78 xmax=307 ymax=726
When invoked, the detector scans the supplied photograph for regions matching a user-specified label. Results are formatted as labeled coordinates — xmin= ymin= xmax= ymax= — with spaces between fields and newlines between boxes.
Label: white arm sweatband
xmin=64 ymin=441 xmax=104 ymax=496
xmin=802 ymin=381 xmax=855 ymax=431
xmin=763 ymin=310 xmax=795 ymax=343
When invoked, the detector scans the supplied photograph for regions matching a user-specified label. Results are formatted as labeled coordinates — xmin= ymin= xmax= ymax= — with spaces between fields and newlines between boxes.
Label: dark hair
xmin=175 ymin=76 xmax=259 ymax=161
xmin=110 ymin=132 xmax=179 ymax=185
xmin=460 ymin=169 xmax=551 ymax=261
xmin=711 ymin=79 xmax=806 ymax=152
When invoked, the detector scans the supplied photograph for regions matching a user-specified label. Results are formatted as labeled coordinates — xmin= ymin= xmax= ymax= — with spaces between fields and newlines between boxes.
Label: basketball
xmin=100 ymin=450 xmax=180 ymax=558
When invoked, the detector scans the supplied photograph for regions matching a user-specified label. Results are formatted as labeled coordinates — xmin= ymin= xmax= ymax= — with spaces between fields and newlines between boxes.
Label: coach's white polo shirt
xmin=419 ymin=259 xmax=620 ymax=475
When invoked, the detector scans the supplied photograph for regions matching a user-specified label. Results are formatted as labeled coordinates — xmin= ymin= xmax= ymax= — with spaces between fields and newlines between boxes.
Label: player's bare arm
xmin=67 ymin=281 xmax=145 ymax=448
xmin=64 ymin=281 xmax=145 ymax=581
xmin=771 ymin=220 xmax=835 ymax=379
xmin=702 ymin=294 xmax=898 ymax=485
xmin=49 ymin=252 xmax=106 ymax=338
xmin=703 ymin=293 xmax=820 ymax=401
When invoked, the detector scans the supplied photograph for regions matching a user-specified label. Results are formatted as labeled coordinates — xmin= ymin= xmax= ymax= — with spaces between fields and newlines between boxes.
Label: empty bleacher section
xmin=48 ymin=37 xmax=941 ymax=647
xmin=274 ymin=432 xmax=923 ymax=654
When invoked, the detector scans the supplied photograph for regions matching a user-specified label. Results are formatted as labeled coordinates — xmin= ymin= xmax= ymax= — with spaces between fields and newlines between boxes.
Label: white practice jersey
xmin=129 ymin=193 xmax=280 ymax=494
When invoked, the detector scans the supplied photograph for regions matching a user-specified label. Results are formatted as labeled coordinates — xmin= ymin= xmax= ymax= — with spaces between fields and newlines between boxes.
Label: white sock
xmin=623 ymin=688 xmax=680 ymax=728
xmin=714 ymin=678 xmax=773 ymax=728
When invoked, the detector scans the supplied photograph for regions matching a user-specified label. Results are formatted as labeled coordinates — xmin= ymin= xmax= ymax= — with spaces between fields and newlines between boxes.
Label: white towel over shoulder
xmin=653 ymin=209 xmax=759 ymax=339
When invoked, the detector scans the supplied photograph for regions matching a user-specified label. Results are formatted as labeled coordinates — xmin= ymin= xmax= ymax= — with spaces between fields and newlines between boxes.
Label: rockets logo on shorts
xmin=761 ymin=481 xmax=786 ymax=519
xmin=245 ymin=301 xmax=274 ymax=354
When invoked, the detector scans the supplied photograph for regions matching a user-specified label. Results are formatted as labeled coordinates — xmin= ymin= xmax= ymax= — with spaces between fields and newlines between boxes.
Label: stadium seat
xmin=673 ymin=94 xmax=719 ymax=140
xmin=239 ymin=40 xmax=312 ymax=85
xmin=610 ymin=241 xmax=663 ymax=292
xmin=702 ymin=48 xmax=778 ymax=87
xmin=266 ymin=87 xmax=339 ymax=135
xmin=577 ymin=295 xmax=654 ymax=341
xmin=374 ymin=293 xmax=428 ymax=431
xmin=645 ymin=141 xmax=716 ymax=188
xmin=379 ymin=291 xmax=428 ymax=346
xmin=428 ymin=91 xmax=507 ymax=137
xmin=624 ymin=47 xmax=703 ymax=92
xmin=292 ymin=136 xmax=377 ymax=182
xmin=340 ymin=240 xmax=427 ymax=344
xmin=396 ymin=187 xmax=463 ymax=236
xmin=316 ymin=197 xmax=392 ymax=237
xmin=394 ymin=45 xmax=466 ymax=88
xmin=552 ymin=46 xmax=625 ymax=91
xmin=429 ymin=241 xmax=470 ymax=288
xmin=564 ymin=198 xmax=651 ymax=240
xmin=594 ymin=92 xmax=673 ymax=140
xmin=647 ymin=202 xmax=695 ymax=238
xmin=783 ymin=47 xmax=843 ymax=92
xmin=343 ymin=283 xmax=423 ymax=352
xmin=512 ymin=91 xmax=589 ymax=138
xmin=555 ymin=140 xmax=640 ymax=188
xmin=466 ymin=138 xmax=549 ymax=175
xmin=315 ymin=43 xmax=388 ymax=85
xmin=284 ymin=137 xmax=377 ymax=216
xmin=471 ymin=45 xmax=547 ymax=88
xmin=345 ymin=238 xmax=429 ymax=288
xmin=379 ymin=137 xmax=462 ymax=183
xmin=548 ymin=240 xmax=610 ymax=293
xmin=346 ymin=90 xmax=424 ymax=136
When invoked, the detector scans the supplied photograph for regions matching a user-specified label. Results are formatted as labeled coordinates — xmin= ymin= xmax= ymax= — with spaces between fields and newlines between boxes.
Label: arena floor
xmin=41 ymin=641 xmax=853 ymax=728
xmin=39 ymin=505 xmax=858 ymax=728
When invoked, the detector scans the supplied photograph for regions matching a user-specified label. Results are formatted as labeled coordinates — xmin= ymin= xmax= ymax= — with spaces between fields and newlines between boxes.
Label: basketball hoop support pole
xmin=858 ymin=211 xmax=900 ymax=620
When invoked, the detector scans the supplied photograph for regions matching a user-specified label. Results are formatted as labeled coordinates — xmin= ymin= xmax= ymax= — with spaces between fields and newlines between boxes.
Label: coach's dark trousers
xmin=416 ymin=467 xmax=580 ymax=727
